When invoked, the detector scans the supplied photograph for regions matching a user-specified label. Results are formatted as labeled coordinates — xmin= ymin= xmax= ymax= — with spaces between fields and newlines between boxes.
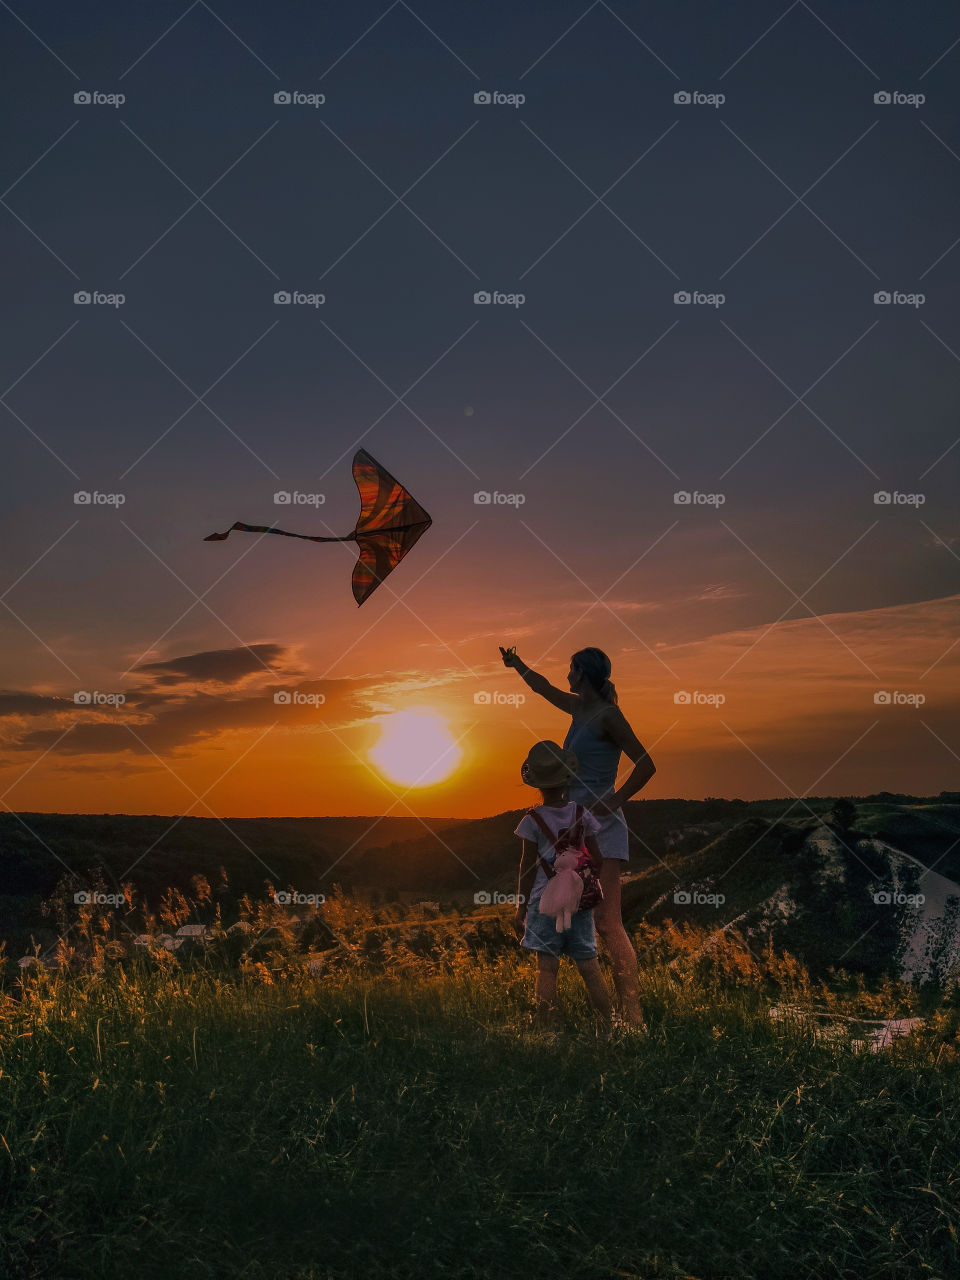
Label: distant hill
xmin=620 ymin=803 xmax=960 ymax=983
xmin=344 ymin=796 xmax=831 ymax=893
xmin=0 ymin=812 xmax=465 ymax=909
xmin=3 ymin=796 xmax=959 ymax=983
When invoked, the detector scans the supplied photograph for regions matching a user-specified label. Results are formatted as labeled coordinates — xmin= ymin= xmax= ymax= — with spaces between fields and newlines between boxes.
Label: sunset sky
xmin=2 ymin=0 xmax=959 ymax=818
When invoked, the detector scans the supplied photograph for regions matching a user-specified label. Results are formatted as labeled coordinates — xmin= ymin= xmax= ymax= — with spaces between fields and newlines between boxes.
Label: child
xmin=513 ymin=740 xmax=613 ymax=1036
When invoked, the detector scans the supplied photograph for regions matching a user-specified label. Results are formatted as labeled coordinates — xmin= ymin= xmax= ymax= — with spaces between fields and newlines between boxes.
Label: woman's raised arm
xmin=499 ymin=648 xmax=577 ymax=713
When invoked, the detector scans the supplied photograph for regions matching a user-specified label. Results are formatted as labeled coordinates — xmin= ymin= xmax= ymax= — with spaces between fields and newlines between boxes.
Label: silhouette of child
xmin=514 ymin=740 xmax=613 ymax=1036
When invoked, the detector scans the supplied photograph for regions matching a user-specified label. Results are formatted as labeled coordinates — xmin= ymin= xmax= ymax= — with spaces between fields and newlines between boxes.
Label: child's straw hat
xmin=520 ymin=740 xmax=579 ymax=789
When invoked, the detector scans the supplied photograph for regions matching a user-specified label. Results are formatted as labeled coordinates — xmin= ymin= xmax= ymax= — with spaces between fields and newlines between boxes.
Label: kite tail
xmin=204 ymin=522 xmax=355 ymax=543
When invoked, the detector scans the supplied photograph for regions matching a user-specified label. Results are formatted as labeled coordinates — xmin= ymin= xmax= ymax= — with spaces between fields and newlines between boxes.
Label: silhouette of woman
xmin=501 ymin=645 xmax=655 ymax=1028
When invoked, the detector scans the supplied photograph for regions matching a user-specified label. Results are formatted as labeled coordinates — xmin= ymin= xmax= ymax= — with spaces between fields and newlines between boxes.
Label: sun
xmin=369 ymin=710 xmax=461 ymax=787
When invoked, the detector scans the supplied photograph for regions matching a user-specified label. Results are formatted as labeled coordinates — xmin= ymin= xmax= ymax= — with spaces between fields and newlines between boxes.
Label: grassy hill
xmin=621 ymin=805 xmax=960 ymax=982
xmin=1 ymin=941 xmax=958 ymax=1278
xmin=0 ymin=813 xmax=464 ymax=964
xmin=855 ymin=801 xmax=960 ymax=881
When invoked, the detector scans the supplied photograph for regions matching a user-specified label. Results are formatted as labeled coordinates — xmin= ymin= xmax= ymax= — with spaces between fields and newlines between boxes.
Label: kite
xmin=204 ymin=449 xmax=432 ymax=606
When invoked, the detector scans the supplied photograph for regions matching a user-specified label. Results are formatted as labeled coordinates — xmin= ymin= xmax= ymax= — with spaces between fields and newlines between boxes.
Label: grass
xmin=1 ymin=931 xmax=959 ymax=1280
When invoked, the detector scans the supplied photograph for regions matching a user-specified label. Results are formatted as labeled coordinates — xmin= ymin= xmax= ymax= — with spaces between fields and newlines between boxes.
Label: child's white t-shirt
xmin=514 ymin=801 xmax=602 ymax=909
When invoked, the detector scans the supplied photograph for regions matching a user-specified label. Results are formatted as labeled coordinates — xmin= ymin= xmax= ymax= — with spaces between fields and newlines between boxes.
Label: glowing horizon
xmin=2 ymin=588 xmax=958 ymax=819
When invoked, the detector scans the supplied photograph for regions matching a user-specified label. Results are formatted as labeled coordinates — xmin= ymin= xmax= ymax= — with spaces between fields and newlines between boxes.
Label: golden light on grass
xmin=368 ymin=709 xmax=462 ymax=787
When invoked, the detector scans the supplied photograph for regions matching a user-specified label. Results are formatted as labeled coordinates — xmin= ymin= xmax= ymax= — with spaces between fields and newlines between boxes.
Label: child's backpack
xmin=528 ymin=805 xmax=604 ymax=911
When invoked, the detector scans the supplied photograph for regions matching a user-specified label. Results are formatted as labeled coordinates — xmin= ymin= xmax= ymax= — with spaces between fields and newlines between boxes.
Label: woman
xmin=500 ymin=645 xmax=655 ymax=1028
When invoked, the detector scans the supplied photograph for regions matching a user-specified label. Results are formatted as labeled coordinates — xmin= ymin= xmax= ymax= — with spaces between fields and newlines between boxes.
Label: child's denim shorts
xmin=521 ymin=901 xmax=598 ymax=962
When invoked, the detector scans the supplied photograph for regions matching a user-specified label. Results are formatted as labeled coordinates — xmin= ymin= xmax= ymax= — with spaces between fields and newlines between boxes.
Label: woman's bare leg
xmin=575 ymin=957 xmax=613 ymax=1029
xmin=535 ymin=953 xmax=561 ymax=1028
xmin=594 ymin=861 xmax=645 ymax=1026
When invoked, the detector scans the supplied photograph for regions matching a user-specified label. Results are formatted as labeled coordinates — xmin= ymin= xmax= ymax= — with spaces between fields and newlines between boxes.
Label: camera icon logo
xmin=874 ymin=91 xmax=891 ymax=104
xmin=474 ymin=691 xmax=491 ymax=704
xmin=274 ymin=691 xmax=292 ymax=704
xmin=674 ymin=91 xmax=691 ymax=104
xmin=274 ymin=91 xmax=291 ymax=104
xmin=474 ymin=890 xmax=492 ymax=904
xmin=473 ymin=291 xmax=491 ymax=304
xmin=673 ymin=491 xmax=692 ymax=504
xmin=874 ymin=690 xmax=891 ymax=704
xmin=474 ymin=91 xmax=491 ymax=105
xmin=673 ymin=290 xmax=691 ymax=304
xmin=674 ymin=691 xmax=691 ymax=704
xmin=673 ymin=890 xmax=692 ymax=904
xmin=73 ymin=491 xmax=92 ymax=504
xmin=274 ymin=291 xmax=291 ymax=304
xmin=873 ymin=890 xmax=891 ymax=904
xmin=274 ymin=490 xmax=292 ymax=504
xmin=474 ymin=491 xmax=492 ymax=504
xmin=74 ymin=291 xmax=91 ymax=304
xmin=74 ymin=90 xmax=91 ymax=104
xmin=874 ymin=291 xmax=891 ymax=304
xmin=75 ymin=890 xmax=92 ymax=904
xmin=74 ymin=691 xmax=92 ymax=705
xmin=873 ymin=491 xmax=891 ymax=505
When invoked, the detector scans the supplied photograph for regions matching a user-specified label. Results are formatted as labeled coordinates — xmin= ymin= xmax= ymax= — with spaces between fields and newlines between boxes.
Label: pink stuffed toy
xmin=539 ymin=849 xmax=584 ymax=932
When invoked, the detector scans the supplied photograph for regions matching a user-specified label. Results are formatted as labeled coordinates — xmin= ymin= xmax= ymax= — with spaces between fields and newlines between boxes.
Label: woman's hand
xmin=499 ymin=645 xmax=521 ymax=670
xmin=589 ymin=796 xmax=618 ymax=819
xmin=513 ymin=907 xmax=527 ymax=938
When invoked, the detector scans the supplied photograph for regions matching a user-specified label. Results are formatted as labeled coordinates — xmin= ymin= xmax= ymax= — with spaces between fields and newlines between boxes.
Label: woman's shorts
xmin=567 ymin=791 xmax=630 ymax=861
xmin=594 ymin=809 xmax=630 ymax=861
xmin=521 ymin=902 xmax=597 ymax=962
